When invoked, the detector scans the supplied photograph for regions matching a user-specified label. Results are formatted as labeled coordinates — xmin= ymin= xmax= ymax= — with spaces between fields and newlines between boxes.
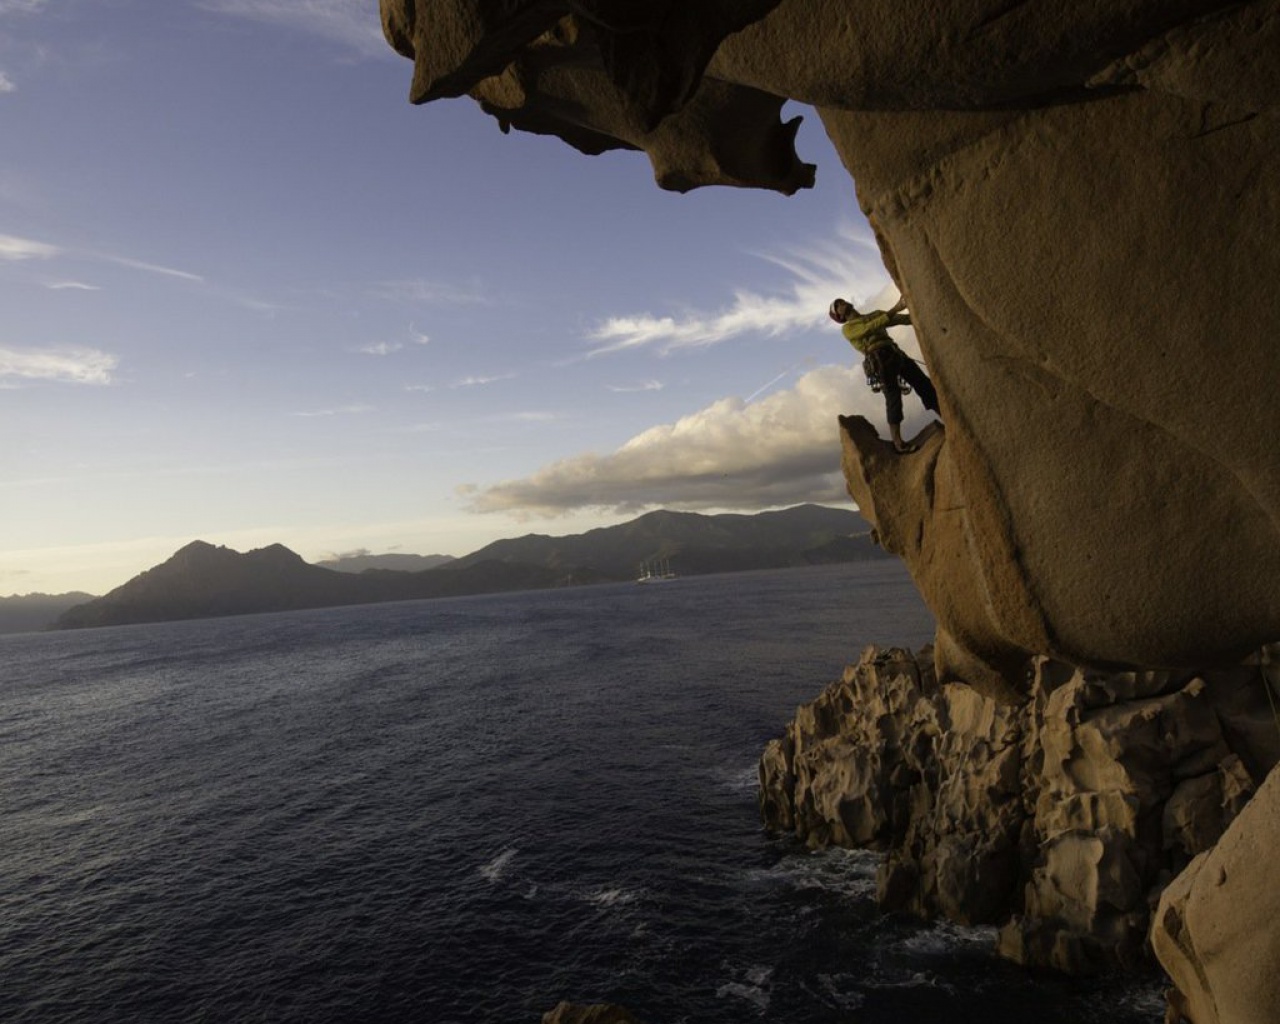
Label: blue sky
xmin=0 ymin=0 xmax=928 ymax=596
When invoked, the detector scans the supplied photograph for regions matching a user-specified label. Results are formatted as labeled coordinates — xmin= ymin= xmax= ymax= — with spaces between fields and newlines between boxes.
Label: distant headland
xmin=1 ymin=505 xmax=882 ymax=634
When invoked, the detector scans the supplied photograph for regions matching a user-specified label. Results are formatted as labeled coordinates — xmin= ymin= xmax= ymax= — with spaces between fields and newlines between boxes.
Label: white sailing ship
xmin=635 ymin=558 xmax=677 ymax=583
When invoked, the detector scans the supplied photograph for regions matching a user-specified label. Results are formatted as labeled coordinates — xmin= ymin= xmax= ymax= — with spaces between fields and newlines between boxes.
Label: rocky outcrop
xmin=759 ymin=645 xmax=1280 ymax=976
xmin=380 ymin=2 xmax=1280 ymax=1016
xmin=1152 ymin=763 xmax=1280 ymax=1024
xmin=542 ymin=1003 xmax=641 ymax=1024
xmin=380 ymin=0 xmax=1280 ymax=676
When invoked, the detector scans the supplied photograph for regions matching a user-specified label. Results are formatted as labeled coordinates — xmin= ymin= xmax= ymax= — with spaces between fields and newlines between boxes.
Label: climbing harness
xmin=862 ymin=345 xmax=912 ymax=395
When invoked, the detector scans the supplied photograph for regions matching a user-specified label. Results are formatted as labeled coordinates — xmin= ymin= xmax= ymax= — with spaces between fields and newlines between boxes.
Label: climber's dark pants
xmin=864 ymin=344 xmax=940 ymax=425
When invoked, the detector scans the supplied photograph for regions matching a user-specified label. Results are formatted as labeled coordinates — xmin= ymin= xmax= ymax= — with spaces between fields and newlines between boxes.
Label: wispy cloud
xmin=0 ymin=233 xmax=59 ymax=260
xmin=357 ymin=324 xmax=433 ymax=357
xmin=100 ymin=254 xmax=204 ymax=282
xmin=462 ymin=364 xmax=935 ymax=516
xmin=606 ymin=379 xmax=665 ymax=393
xmin=586 ymin=224 xmax=895 ymax=356
xmin=0 ymin=233 xmax=205 ymax=284
xmin=451 ymin=373 xmax=514 ymax=389
xmin=292 ymin=403 xmax=374 ymax=418
xmin=0 ymin=71 xmax=14 ymax=93
xmin=371 ymin=278 xmax=488 ymax=307
xmin=506 ymin=411 xmax=558 ymax=423
xmin=0 ymin=1 xmax=49 ymax=15
xmin=0 ymin=345 xmax=117 ymax=385
xmin=45 ymin=280 xmax=101 ymax=291
xmin=199 ymin=0 xmax=390 ymax=58
xmin=359 ymin=341 xmax=403 ymax=356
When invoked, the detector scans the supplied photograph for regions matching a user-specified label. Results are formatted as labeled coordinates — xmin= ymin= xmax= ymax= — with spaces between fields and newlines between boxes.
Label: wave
xmin=716 ymin=964 xmax=773 ymax=1014
xmin=862 ymin=969 xmax=957 ymax=995
xmin=891 ymin=921 xmax=999 ymax=957
xmin=583 ymin=886 xmax=643 ymax=909
xmin=749 ymin=846 xmax=881 ymax=901
xmin=719 ymin=764 xmax=760 ymax=794
xmin=805 ymin=974 xmax=866 ymax=1012
xmin=478 ymin=847 xmax=518 ymax=883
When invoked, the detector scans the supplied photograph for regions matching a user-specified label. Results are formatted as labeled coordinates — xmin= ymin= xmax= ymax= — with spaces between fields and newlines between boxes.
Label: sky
xmin=0 ymin=0 xmax=932 ymax=597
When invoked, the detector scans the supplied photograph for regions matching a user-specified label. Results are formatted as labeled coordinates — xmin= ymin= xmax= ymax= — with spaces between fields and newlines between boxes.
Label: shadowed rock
xmin=381 ymin=0 xmax=1280 ymax=672
xmin=542 ymin=1002 xmax=641 ymax=1024
xmin=759 ymin=645 xmax=1280 ymax=976
xmin=381 ymin=1 xmax=1280 ymax=1015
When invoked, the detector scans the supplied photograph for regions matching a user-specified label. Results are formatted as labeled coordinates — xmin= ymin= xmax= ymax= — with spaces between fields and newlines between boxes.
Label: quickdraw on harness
xmin=861 ymin=339 xmax=912 ymax=396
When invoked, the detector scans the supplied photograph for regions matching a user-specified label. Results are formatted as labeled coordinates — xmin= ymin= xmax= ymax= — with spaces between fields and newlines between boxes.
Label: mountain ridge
xmin=48 ymin=504 xmax=883 ymax=632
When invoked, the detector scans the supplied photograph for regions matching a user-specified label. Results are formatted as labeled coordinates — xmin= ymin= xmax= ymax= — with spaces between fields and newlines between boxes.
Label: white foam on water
xmin=715 ymin=964 xmax=773 ymax=1013
xmin=720 ymin=764 xmax=760 ymax=793
xmin=809 ymin=973 xmax=866 ymax=1012
xmin=751 ymin=846 xmax=881 ymax=900
xmin=478 ymin=847 xmax=518 ymax=883
xmin=1093 ymin=979 xmax=1168 ymax=1022
xmin=583 ymin=886 xmax=643 ymax=909
xmin=893 ymin=920 xmax=998 ymax=957
xmin=863 ymin=969 xmax=956 ymax=995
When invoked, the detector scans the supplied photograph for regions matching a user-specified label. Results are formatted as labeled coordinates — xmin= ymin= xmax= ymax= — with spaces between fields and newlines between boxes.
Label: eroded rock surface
xmin=1152 ymin=764 xmax=1280 ymax=1024
xmin=381 ymin=0 xmax=1280 ymax=672
xmin=381 ymin=2 xmax=1280 ymax=1017
xmin=542 ymin=1002 xmax=642 ymax=1024
xmin=759 ymin=645 xmax=1280 ymax=976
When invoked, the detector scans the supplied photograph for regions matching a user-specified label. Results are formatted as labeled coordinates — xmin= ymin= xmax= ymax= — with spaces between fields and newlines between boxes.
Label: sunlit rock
xmin=382 ymin=0 xmax=1280 ymax=1011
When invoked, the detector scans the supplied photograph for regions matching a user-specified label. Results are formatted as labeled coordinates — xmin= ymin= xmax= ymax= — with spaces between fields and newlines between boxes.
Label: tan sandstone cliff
xmin=380 ymin=3 xmax=1280 ymax=1020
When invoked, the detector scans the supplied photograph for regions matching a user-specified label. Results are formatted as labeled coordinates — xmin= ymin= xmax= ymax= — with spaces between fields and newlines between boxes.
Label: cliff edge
xmin=380 ymin=3 xmax=1280 ymax=1018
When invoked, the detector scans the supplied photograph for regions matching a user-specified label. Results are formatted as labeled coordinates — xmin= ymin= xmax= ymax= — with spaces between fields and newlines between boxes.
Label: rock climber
xmin=828 ymin=295 xmax=939 ymax=453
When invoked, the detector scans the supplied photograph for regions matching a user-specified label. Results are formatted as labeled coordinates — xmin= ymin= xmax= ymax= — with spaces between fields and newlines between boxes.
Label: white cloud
xmin=199 ymin=0 xmax=391 ymax=58
xmin=371 ymin=278 xmax=487 ymax=306
xmin=293 ymin=403 xmax=374 ymax=417
xmin=0 ymin=233 xmax=59 ymax=260
xmin=0 ymin=71 xmax=14 ymax=93
xmin=0 ymin=345 xmax=117 ymax=385
xmin=0 ymin=235 xmax=205 ymax=284
xmin=359 ymin=341 xmax=403 ymax=356
xmin=606 ymin=379 xmax=664 ymax=393
xmin=101 ymin=254 xmax=204 ymax=282
xmin=506 ymin=411 xmax=558 ymax=423
xmin=363 ymin=324 xmax=432 ymax=355
xmin=463 ymin=363 xmax=937 ymax=516
xmin=586 ymin=223 xmax=898 ymax=356
xmin=451 ymin=373 xmax=514 ymax=389
xmin=0 ymin=1 xmax=49 ymax=14
xmin=45 ymin=280 xmax=101 ymax=291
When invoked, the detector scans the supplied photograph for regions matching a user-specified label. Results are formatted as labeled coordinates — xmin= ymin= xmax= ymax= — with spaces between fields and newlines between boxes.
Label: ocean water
xmin=0 ymin=562 xmax=1164 ymax=1024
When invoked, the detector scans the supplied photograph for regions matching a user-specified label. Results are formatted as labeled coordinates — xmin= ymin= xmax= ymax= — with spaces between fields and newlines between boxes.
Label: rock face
xmin=1152 ymin=764 xmax=1280 ymax=1024
xmin=380 ymin=0 xmax=1280 ymax=675
xmin=542 ymin=1003 xmax=641 ymax=1024
xmin=759 ymin=645 xmax=1280 ymax=976
xmin=380 ymin=1 xmax=1280 ymax=1017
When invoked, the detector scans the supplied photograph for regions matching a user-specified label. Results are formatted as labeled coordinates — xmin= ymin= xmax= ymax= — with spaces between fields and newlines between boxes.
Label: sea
xmin=0 ymin=561 xmax=1166 ymax=1024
